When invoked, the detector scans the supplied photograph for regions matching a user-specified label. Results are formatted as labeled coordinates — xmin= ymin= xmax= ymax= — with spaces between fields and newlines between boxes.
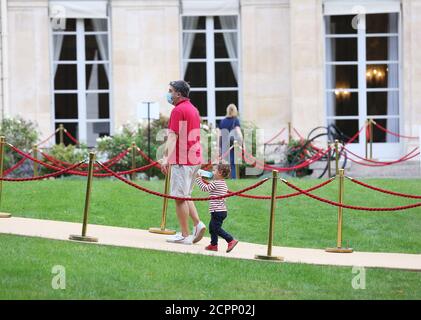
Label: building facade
xmin=0 ymin=0 xmax=419 ymax=160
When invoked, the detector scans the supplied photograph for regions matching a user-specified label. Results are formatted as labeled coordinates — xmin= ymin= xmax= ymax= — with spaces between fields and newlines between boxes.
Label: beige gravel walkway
xmin=1 ymin=216 xmax=420 ymax=271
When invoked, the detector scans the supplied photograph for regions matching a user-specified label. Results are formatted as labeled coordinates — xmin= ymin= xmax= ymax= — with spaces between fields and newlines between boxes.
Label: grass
xmin=1 ymin=233 xmax=420 ymax=300
xmin=1 ymin=177 xmax=420 ymax=299
xmin=1 ymin=177 xmax=421 ymax=254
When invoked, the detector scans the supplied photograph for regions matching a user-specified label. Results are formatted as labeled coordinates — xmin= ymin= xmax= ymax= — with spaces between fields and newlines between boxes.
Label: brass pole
xmin=327 ymin=140 xmax=331 ymax=178
xmin=131 ymin=142 xmax=136 ymax=180
xmin=69 ymin=152 xmax=98 ymax=242
xmin=255 ymin=170 xmax=283 ymax=261
xmin=33 ymin=145 xmax=38 ymax=177
xmin=59 ymin=124 xmax=64 ymax=145
xmin=369 ymin=119 xmax=373 ymax=160
xmin=0 ymin=136 xmax=11 ymax=218
xmin=334 ymin=139 xmax=339 ymax=175
xmin=365 ymin=119 xmax=368 ymax=159
xmin=149 ymin=165 xmax=176 ymax=235
xmin=288 ymin=122 xmax=292 ymax=144
xmin=326 ymin=168 xmax=353 ymax=253
xmin=234 ymin=140 xmax=240 ymax=179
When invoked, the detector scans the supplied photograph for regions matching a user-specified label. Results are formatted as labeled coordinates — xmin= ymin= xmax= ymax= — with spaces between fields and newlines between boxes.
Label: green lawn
xmin=1 ymin=177 xmax=420 ymax=299
xmin=1 ymin=177 xmax=420 ymax=253
xmin=1 ymin=233 xmax=420 ymax=300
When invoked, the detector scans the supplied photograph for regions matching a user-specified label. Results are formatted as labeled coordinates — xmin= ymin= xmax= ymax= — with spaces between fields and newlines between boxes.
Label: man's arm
xmin=160 ymin=131 xmax=177 ymax=174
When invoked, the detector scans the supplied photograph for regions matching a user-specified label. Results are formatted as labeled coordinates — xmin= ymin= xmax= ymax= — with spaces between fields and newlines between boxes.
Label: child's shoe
xmin=226 ymin=239 xmax=239 ymax=253
xmin=205 ymin=244 xmax=218 ymax=251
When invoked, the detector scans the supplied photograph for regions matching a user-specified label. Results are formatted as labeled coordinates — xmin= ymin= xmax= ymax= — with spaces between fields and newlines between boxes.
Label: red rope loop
xmin=64 ymin=129 xmax=80 ymax=144
xmin=264 ymin=128 xmax=286 ymax=145
xmin=0 ymin=161 xmax=85 ymax=182
xmin=343 ymin=146 xmax=420 ymax=167
xmin=7 ymin=143 xmax=156 ymax=177
xmin=281 ymin=179 xmax=421 ymax=211
xmin=97 ymin=161 xmax=269 ymax=201
xmin=346 ymin=176 xmax=421 ymax=199
xmin=239 ymin=145 xmax=331 ymax=172
xmin=3 ymin=157 xmax=28 ymax=176
xmin=373 ymin=121 xmax=418 ymax=140
xmin=234 ymin=176 xmax=335 ymax=200
xmin=35 ymin=129 xmax=59 ymax=147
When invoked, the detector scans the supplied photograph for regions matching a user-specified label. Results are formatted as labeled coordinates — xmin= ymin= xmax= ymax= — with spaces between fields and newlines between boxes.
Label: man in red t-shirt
xmin=160 ymin=80 xmax=206 ymax=245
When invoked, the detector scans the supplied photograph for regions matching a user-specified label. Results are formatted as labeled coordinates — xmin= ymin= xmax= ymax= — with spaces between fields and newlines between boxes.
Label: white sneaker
xmin=193 ymin=221 xmax=206 ymax=244
xmin=166 ymin=233 xmax=193 ymax=245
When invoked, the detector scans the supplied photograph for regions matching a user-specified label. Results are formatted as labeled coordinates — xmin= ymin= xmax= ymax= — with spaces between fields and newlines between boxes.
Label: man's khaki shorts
xmin=170 ymin=165 xmax=201 ymax=198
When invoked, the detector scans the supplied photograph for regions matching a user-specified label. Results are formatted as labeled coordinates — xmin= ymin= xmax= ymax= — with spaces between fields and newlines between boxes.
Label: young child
xmin=195 ymin=164 xmax=238 ymax=253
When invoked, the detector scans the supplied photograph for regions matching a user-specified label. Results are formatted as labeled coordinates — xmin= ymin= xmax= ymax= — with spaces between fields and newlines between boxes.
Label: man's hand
xmin=159 ymin=158 xmax=169 ymax=175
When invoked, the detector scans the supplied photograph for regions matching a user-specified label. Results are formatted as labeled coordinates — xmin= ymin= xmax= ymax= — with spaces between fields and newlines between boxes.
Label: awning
xmin=181 ymin=0 xmax=239 ymax=16
xmin=323 ymin=0 xmax=400 ymax=15
xmin=49 ymin=0 xmax=108 ymax=19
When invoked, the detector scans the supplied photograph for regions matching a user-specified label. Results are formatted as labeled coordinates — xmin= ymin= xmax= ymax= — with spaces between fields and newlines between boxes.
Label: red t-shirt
xmin=168 ymin=99 xmax=202 ymax=165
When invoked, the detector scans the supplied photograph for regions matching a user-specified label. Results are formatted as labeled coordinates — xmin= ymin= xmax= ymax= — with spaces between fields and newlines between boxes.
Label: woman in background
xmin=217 ymin=104 xmax=243 ymax=179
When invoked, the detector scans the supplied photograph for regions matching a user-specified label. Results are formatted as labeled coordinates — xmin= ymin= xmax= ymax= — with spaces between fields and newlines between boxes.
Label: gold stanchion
xmin=69 ymin=152 xmax=98 ymax=242
xmin=59 ymin=124 xmax=64 ymax=145
xmin=326 ymin=168 xmax=353 ymax=253
xmin=33 ymin=145 xmax=38 ymax=177
xmin=288 ymin=122 xmax=292 ymax=144
xmin=369 ymin=119 xmax=373 ymax=160
xmin=234 ymin=140 xmax=240 ymax=179
xmin=365 ymin=119 xmax=368 ymax=159
xmin=131 ymin=141 xmax=136 ymax=180
xmin=327 ymin=140 xmax=332 ymax=178
xmin=0 ymin=136 xmax=11 ymax=218
xmin=149 ymin=165 xmax=176 ymax=235
xmin=255 ymin=170 xmax=283 ymax=261
xmin=334 ymin=139 xmax=339 ymax=175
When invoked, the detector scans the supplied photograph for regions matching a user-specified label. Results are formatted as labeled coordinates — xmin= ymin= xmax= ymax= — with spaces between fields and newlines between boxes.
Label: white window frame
xmin=180 ymin=15 xmax=242 ymax=127
xmin=323 ymin=12 xmax=402 ymax=159
xmin=50 ymin=17 xmax=113 ymax=146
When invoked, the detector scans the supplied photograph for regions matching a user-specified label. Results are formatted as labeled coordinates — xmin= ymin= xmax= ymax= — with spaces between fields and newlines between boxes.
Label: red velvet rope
xmin=64 ymin=130 xmax=80 ymax=144
xmin=344 ymin=147 xmax=420 ymax=167
xmin=282 ymin=179 xmax=421 ymax=211
xmin=35 ymin=129 xmax=59 ymax=147
xmin=0 ymin=161 xmax=85 ymax=181
xmin=234 ymin=176 xmax=335 ymax=200
xmin=373 ymin=121 xmax=418 ymax=140
xmin=347 ymin=177 xmax=421 ymax=199
xmin=264 ymin=128 xmax=285 ymax=145
xmin=97 ymin=161 xmax=269 ymax=201
xmin=8 ymin=143 xmax=158 ymax=177
xmin=239 ymin=146 xmax=330 ymax=172
xmin=3 ymin=157 xmax=28 ymax=176
xmin=342 ymin=146 xmax=419 ymax=165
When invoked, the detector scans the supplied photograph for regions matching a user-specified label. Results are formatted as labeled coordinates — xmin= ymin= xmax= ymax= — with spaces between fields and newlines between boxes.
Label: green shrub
xmin=96 ymin=115 xmax=170 ymax=179
xmin=40 ymin=143 xmax=90 ymax=175
xmin=285 ymin=138 xmax=313 ymax=177
xmin=0 ymin=117 xmax=39 ymax=176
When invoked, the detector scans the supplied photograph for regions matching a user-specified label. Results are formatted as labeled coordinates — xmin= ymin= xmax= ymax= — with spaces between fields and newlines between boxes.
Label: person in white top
xmin=195 ymin=164 xmax=239 ymax=253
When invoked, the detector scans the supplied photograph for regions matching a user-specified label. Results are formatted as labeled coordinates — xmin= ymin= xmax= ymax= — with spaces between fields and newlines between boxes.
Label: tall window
xmin=182 ymin=16 xmax=239 ymax=127
xmin=325 ymin=13 xmax=400 ymax=146
xmin=52 ymin=18 xmax=111 ymax=146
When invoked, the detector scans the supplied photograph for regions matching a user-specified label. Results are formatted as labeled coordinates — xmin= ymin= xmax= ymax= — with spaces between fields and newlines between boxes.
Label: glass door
xmin=325 ymin=12 xmax=401 ymax=159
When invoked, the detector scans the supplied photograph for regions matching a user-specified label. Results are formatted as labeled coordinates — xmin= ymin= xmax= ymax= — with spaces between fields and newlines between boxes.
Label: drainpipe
xmin=1 ymin=0 xmax=9 ymax=121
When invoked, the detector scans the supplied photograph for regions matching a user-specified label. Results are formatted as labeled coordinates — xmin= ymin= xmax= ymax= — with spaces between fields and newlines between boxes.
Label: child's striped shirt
xmin=195 ymin=178 xmax=228 ymax=212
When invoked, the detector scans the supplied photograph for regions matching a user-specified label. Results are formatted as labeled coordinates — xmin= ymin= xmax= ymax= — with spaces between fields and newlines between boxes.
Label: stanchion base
xmin=254 ymin=254 xmax=284 ymax=262
xmin=325 ymin=247 xmax=353 ymax=253
xmin=0 ymin=212 xmax=12 ymax=218
xmin=69 ymin=235 xmax=98 ymax=242
xmin=149 ymin=227 xmax=176 ymax=235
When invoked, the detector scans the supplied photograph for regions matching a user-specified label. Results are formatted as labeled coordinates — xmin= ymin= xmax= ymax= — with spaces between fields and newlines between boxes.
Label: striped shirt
xmin=195 ymin=178 xmax=228 ymax=212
